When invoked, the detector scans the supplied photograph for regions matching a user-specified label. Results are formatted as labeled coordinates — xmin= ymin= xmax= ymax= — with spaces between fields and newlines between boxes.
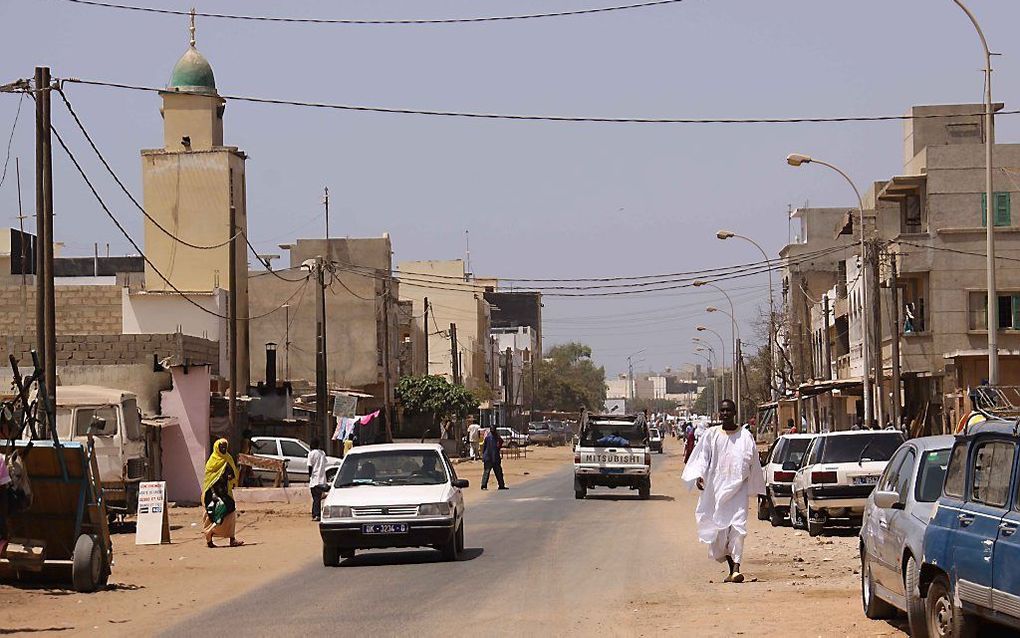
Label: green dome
xmin=168 ymin=46 xmax=216 ymax=95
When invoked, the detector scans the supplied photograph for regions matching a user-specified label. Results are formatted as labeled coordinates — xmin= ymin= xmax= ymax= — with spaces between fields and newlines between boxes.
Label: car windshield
xmin=650 ymin=428 xmax=661 ymax=438
xmin=583 ymin=422 xmax=646 ymax=447
xmin=820 ymin=433 xmax=903 ymax=464
xmin=780 ymin=438 xmax=812 ymax=466
xmin=915 ymin=448 xmax=952 ymax=503
xmin=334 ymin=450 xmax=448 ymax=487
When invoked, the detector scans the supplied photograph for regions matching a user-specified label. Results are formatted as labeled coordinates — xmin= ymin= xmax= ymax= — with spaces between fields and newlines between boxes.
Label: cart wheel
xmin=72 ymin=534 xmax=103 ymax=592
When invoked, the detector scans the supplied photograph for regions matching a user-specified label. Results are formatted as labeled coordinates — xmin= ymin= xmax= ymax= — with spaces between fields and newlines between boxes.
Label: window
xmin=968 ymin=292 xmax=1020 ymax=331
xmin=335 ymin=450 xmax=448 ymax=486
xmin=943 ymin=446 xmax=967 ymax=499
xmin=970 ymin=441 xmax=1015 ymax=508
xmin=916 ymin=448 xmax=952 ymax=503
xmin=74 ymin=406 xmax=118 ymax=437
xmin=894 ymin=449 xmax=917 ymax=502
xmin=250 ymin=439 xmax=278 ymax=455
xmin=805 ymin=438 xmax=823 ymax=466
xmin=780 ymin=438 xmax=812 ymax=467
xmin=819 ymin=433 xmax=903 ymax=464
xmin=877 ymin=448 xmax=910 ymax=493
xmin=901 ymin=193 xmax=924 ymax=234
xmin=981 ymin=192 xmax=1011 ymax=227
xmin=280 ymin=440 xmax=309 ymax=458
xmin=56 ymin=408 xmax=72 ymax=438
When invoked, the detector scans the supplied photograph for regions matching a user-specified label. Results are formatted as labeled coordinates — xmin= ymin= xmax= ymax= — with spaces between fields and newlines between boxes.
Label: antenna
xmin=464 ymin=229 xmax=472 ymax=281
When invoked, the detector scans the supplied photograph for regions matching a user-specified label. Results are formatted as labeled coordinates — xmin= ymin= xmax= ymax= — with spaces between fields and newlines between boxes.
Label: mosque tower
xmin=141 ymin=12 xmax=249 ymax=391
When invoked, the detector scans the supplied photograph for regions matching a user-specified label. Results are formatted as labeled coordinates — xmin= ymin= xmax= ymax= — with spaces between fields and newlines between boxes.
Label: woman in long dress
xmin=202 ymin=438 xmax=244 ymax=548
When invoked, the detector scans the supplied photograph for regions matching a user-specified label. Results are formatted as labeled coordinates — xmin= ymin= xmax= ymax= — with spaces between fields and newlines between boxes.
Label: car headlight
xmin=419 ymin=502 xmax=452 ymax=517
xmin=323 ymin=505 xmax=351 ymax=519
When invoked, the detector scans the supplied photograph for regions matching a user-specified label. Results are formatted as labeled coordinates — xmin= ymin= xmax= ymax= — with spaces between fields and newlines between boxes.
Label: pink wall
xmin=160 ymin=365 xmax=211 ymax=504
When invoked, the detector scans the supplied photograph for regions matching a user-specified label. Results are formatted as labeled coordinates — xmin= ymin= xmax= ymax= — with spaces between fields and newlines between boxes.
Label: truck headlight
xmin=419 ymin=502 xmax=452 ymax=516
xmin=323 ymin=505 xmax=351 ymax=519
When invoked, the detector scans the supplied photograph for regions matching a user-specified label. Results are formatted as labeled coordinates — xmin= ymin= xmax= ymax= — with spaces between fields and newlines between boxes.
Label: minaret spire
xmin=189 ymin=7 xmax=196 ymax=47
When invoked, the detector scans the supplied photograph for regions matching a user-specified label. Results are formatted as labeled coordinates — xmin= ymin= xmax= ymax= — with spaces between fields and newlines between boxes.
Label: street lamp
xmin=951 ymin=0 xmax=998 ymax=384
xmin=717 ymin=229 xmax=777 ymax=401
xmin=696 ymin=326 xmax=727 ymax=397
xmin=787 ymin=152 xmax=874 ymax=426
xmin=626 ymin=348 xmax=646 ymax=404
xmin=694 ymin=280 xmax=740 ymax=420
xmin=693 ymin=349 xmax=720 ymax=415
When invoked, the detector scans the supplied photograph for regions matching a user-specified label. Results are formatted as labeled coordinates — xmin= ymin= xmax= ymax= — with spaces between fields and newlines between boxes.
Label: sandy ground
xmin=0 ymin=445 xmax=570 ymax=636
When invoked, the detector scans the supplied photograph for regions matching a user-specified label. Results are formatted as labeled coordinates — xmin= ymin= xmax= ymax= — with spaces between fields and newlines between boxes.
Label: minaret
xmin=141 ymin=10 xmax=249 ymax=390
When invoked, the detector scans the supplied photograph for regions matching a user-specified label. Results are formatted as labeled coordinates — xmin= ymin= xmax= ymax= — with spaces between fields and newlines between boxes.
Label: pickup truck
xmin=573 ymin=414 xmax=651 ymax=500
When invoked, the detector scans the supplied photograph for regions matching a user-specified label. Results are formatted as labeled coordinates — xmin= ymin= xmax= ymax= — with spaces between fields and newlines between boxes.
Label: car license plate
xmin=852 ymin=475 xmax=879 ymax=486
xmin=601 ymin=468 xmax=625 ymax=474
xmin=362 ymin=523 xmax=408 ymax=534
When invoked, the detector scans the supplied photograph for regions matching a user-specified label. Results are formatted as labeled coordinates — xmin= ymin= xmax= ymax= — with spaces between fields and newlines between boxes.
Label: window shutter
xmin=1013 ymin=295 xmax=1020 ymax=330
xmin=996 ymin=192 xmax=1011 ymax=227
xmin=982 ymin=192 xmax=988 ymax=227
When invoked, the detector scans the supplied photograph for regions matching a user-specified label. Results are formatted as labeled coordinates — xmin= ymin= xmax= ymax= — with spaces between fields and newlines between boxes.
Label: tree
xmin=396 ymin=375 xmax=480 ymax=429
xmin=630 ymin=397 xmax=679 ymax=414
xmin=524 ymin=342 xmax=606 ymax=413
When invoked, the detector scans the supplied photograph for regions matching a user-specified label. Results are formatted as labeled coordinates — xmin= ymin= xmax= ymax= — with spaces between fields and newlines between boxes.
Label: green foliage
xmin=525 ymin=342 xmax=606 ymax=412
xmin=396 ymin=375 xmax=480 ymax=425
xmin=630 ymin=398 xmax=679 ymax=414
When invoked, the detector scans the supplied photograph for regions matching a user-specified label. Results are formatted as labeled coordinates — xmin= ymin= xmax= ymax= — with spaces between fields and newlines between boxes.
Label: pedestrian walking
xmin=202 ymin=438 xmax=244 ymax=548
xmin=480 ymin=424 xmax=508 ymax=490
xmin=308 ymin=438 xmax=328 ymax=521
xmin=467 ymin=420 xmax=481 ymax=461
xmin=681 ymin=399 xmax=765 ymax=584
xmin=683 ymin=425 xmax=696 ymax=463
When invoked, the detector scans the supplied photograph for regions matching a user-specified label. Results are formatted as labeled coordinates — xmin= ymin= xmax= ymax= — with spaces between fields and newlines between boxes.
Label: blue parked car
xmin=920 ymin=418 xmax=1020 ymax=637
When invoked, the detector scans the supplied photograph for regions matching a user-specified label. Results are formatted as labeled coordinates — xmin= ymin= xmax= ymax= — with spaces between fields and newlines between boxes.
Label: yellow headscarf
xmin=203 ymin=438 xmax=238 ymax=498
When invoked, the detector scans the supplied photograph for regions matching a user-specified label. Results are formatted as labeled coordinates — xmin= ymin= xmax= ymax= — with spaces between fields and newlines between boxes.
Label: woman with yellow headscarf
xmin=202 ymin=438 xmax=244 ymax=547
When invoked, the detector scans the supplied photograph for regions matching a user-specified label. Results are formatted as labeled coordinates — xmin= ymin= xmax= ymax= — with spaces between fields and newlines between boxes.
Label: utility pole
xmin=449 ymin=323 xmax=460 ymax=385
xmin=505 ymin=347 xmax=513 ymax=429
xmin=315 ymin=257 xmax=329 ymax=449
xmin=735 ymin=338 xmax=743 ymax=424
xmin=870 ymin=241 xmax=885 ymax=428
xmin=889 ymin=254 xmax=902 ymax=431
xmin=323 ymin=187 xmax=330 ymax=240
xmin=529 ymin=348 xmax=536 ymax=422
xmin=423 ymin=297 xmax=430 ymax=374
xmin=35 ymin=66 xmax=55 ymax=431
xmin=227 ymin=205 xmax=239 ymax=451
xmin=822 ymin=293 xmax=833 ymax=381
xmin=283 ymin=303 xmax=291 ymax=381
xmin=381 ymin=278 xmax=393 ymax=442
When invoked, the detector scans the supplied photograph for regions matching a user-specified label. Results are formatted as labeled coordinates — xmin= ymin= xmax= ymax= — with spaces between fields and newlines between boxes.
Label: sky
xmin=2 ymin=0 xmax=1020 ymax=378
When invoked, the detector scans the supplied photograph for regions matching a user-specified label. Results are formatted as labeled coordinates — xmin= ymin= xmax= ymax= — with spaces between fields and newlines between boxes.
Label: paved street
xmin=162 ymin=447 xmax=903 ymax=638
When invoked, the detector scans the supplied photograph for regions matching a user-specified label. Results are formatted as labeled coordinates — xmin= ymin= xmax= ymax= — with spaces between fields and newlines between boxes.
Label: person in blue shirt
xmin=481 ymin=425 xmax=508 ymax=490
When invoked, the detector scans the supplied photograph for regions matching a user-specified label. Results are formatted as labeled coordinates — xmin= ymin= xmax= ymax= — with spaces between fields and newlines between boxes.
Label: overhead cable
xmin=0 ymin=93 xmax=24 ymax=190
xmin=59 ymin=0 xmax=688 ymax=24
xmin=62 ymin=79 xmax=1020 ymax=126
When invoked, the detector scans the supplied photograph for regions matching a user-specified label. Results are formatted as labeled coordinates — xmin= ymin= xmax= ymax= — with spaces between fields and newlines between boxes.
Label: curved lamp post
xmin=705 ymin=304 xmax=742 ymax=423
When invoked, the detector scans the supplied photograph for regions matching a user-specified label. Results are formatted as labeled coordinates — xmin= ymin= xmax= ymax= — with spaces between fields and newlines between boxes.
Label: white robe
xmin=681 ymin=425 xmax=766 ymax=564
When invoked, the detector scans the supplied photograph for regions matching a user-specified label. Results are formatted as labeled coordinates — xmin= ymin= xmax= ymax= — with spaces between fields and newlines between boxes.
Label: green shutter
xmin=981 ymin=192 xmax=1012 ymax=227
xmin=1013 ymin=295 xmax=1020 ymax=330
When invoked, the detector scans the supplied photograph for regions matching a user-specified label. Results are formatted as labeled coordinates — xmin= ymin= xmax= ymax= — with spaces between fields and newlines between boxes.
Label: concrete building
xmin=484 ymin=291 xmax=543 ymax=357
xmin=399 ymin=259 xmax=492 ymax=395
xmin=138 ymin=33 xmax=250 ymax=392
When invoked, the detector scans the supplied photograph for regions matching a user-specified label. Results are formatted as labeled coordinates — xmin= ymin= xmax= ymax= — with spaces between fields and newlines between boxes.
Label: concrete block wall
xmin=0 ymin=285 xmax=123 ymax=336
xmin=2 ymin=333 xmax=219 ymax=376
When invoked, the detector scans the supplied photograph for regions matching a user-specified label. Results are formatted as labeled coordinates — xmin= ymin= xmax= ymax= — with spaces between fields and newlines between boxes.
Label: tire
xmin=638 ymin=479 xmax=651 ymax=500
xmin=322 ymin=544 xmax=340 ymax=567
xmin=574 ymin=487 xmax=586 ymax=500
xmin=340 ymin=549 xmax=355 ymax=560
xmin=72 ymin=534 xmax=104 ymax=592
xmin=757 ymin=495 xmax=771 ymax=521
xmin=790 ymin=496 xmax=806 ymax=530
xmin=861 ymin=551 xmax=896 ymax=620
xmin=455 ymin=522 xmax=465 ymax=553
xmin=439 ymin=529 xmax=459 ymax=562
xmin=807 ymin=504 xmax=824 ymax=537
xmin=926 ymin=575 xmax=977 ymax=638
xmin=769 ymin=499 xmax=786 ymax=527
xmin=904 ymin=556 xmax=929 ymax=638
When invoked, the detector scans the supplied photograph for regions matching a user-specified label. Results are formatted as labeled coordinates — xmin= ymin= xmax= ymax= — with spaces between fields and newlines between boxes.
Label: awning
xmin=796 ymin=378 xmax=863 ymax=397
xmin=877 ymin=175 xmax=926 ymax=202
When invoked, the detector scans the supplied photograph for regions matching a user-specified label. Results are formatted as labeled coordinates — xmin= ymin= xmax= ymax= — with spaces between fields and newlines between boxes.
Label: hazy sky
xmin=2 ymin=0 xmax=1019 ymax=377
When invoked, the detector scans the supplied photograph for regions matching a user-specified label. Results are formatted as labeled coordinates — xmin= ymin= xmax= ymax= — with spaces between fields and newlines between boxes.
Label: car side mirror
xmin=782 ymin=461 xmax=799 ymax=472
xmin=873 ymin=490 xmax=903 ymax=510
xmin=452 ymin=479 xmax=469 ymax=489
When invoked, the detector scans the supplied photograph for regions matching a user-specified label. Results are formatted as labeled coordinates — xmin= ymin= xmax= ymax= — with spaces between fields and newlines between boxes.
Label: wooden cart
xmin=1 ymin=437 xmax=113 ymax=592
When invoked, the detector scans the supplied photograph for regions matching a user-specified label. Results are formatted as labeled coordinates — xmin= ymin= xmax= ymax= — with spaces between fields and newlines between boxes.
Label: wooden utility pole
xmin=227 ymin=205 xmax=239 ymax=450
xmin=529 ymin=348 xmax=536 ymax=421
xmin=889 ymin=254 xmax=902 ymax=430
xmin=870 ymin=241 xmax=885 ymax=427
xmin=35 ymin=66 xmax=56 ymax=431
xmin=381 ymin=278 xmax=393 ymax=442
xmin=822 ymin=293 xmax=833 ymax=380
xmin=315 ymin=257 xmax=329 ymax=448
xmin=504 ymin=347 xmax=513 ymax=429
xmin=422 ymin=297 xmax=429 ymax=374
xmin=15 ymin=157 xmax=27 ymax=329
xmin=449 ymin=323 xmax=460 ymax=385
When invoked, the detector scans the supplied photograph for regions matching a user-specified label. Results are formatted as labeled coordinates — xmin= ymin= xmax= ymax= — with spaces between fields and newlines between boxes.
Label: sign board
xmin=135 ymin=481 xmax=171 ymax=545
xmin=332 ymin=393 xmax=358 ymax=419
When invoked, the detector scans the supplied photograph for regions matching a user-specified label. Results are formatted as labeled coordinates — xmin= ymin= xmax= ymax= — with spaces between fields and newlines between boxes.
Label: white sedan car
xmin=319 ymin=443 xmax=468 ymax=565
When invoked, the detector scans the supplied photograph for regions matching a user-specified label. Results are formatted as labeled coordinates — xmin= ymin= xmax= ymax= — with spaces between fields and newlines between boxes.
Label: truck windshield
xmin=820 ymin=433 xmax=903 ymax=464
xmin=583 ymin=422 xmax=646 ymax=447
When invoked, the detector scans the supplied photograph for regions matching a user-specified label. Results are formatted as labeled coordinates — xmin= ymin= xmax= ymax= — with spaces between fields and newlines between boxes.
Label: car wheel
xmin=807 ymin=504 xmax=824 ymax=537
xmin=757 ymin=495 xmax=771 ymax=521
xmin=639 ymin=483 xmax=651 ymax=500
xmin=72 ymin=534 xmax=104 ymax=592
xmin=574 ymin=487 xmax=586 ymax=500
xmin=927 ymin=574 xmax=977 ymax=638
xmin=769 ymin=498 xmax=785 ymax=527
xmin=322 ymin=544 xmax=341 ymax=567
xmin=904 ymin=556 xmax=929 ymax=638
xmin=455 ymin=522 xmax=465 ymax=553
xmin=861 ymin=551 xmax=896 ymax=619
xmin=790 ymin=496 xmax=806 ymax=530
xmin=440 ymin=529 xmax=459 ymax=562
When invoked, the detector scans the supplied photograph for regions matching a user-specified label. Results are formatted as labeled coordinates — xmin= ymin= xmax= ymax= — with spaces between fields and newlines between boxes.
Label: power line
xmin=55 ymin=87 xmax=239 ymax=250
xmin=62 ymin=79 xmax=1020 ymax=126
xmin=0 ymin=93 xmax=24 ymax=190
xmin=59 ymin=0 xmax=688 ymax=25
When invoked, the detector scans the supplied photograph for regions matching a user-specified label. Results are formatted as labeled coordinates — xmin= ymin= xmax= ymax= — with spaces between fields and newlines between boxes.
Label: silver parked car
xmin=859 ymin=434 xmax=954 ymax=637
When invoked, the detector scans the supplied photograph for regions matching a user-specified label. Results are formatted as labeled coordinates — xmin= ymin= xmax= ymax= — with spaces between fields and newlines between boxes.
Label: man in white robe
xmin=681 ymin=399 xmax=766 ymax=583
